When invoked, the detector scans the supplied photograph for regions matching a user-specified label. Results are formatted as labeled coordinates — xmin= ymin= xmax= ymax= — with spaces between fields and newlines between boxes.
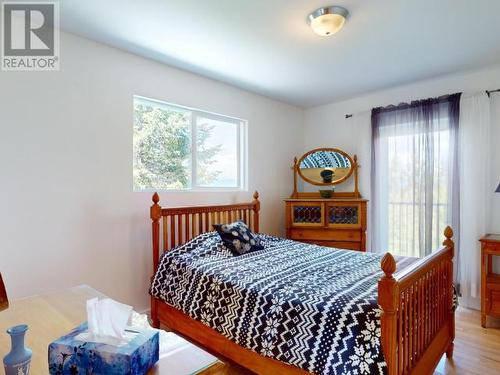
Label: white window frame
xmin=133 ymin=95 xmax=248 ymax=192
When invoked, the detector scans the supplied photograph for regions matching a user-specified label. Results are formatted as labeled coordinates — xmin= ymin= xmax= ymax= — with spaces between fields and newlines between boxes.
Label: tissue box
xmin=48 ymin=322 xmax=159 ymax=375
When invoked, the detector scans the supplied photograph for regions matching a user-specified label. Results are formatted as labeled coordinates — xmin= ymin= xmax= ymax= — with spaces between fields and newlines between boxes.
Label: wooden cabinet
xmin=285 ymin=198 xmax=367 ymax=251
xmin=287 ymin=147 xmax=367 ymax=251
xmin=480 ymin=234 xmax=500 ymax=327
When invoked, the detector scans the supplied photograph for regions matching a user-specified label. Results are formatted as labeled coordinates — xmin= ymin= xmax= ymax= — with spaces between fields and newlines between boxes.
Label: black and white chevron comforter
xmin=150 ymin=232 xmax=416 ymax=375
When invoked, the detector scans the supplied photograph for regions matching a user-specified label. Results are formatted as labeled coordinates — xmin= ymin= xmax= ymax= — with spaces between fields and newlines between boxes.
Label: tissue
xmin=74 ymin=297 xmax=133 ymax=345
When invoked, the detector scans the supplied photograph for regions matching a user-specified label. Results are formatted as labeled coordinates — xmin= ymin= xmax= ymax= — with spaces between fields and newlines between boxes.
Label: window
xmin=133 ymin=96 xmax=247 ymax=191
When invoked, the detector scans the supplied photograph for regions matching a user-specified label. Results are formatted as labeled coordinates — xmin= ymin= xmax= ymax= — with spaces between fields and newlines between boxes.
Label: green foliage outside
xmin=196 ymin=121 xmax=222 ymax=186
xmin=133 ymin=102 xmax=221 ymax=190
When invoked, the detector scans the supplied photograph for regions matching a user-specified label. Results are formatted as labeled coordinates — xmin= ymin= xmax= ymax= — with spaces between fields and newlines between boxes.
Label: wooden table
xmin=480 ymin=234 xmax=500 ymax=327
xmin=0 ymin=285 xmax=226 ymax=374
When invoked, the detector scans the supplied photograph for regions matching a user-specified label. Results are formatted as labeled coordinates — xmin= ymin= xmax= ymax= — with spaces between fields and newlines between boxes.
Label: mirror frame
xmin=297 ymin=147 xmax=355 ymax=186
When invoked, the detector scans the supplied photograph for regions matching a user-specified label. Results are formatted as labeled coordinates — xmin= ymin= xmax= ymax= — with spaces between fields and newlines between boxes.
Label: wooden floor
xmin=217 ymin=307 xmax=500 ymax=375
xmin=434 ymin=307 xmax=500 ymax=375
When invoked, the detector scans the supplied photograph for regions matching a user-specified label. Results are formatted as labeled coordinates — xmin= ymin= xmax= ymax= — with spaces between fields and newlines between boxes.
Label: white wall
xmin=0 ymin=32 xmax=303 ymax=310
xmin=303 ymin=64 xmax=500 ymax=268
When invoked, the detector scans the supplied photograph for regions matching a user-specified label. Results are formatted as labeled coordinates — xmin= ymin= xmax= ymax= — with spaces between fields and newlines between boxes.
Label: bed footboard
xmin=378 ymin=226 xmax=455 ymax=375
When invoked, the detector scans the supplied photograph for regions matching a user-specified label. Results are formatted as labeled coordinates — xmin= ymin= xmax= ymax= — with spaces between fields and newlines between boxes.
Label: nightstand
xmin=480 ymin=234 xmax=500 ymax=327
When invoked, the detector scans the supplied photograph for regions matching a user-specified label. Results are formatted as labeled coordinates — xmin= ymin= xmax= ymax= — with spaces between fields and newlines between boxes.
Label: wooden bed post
xmin=379 ymin=253 xmax=398 ymax=375
xmin=151 ymin=192 xmax=162 ymax=271
xmin=150 ymin=192 xmax=162 ymax=328
xmin=443 ymin=226 xmax=455 ymax=358
xmin=252 ymin=191 xmax=260 ymax=232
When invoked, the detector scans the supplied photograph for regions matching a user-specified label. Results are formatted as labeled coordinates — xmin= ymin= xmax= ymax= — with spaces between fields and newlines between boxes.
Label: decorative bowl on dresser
xmin=285 ymin=147 xmax=367 ymax=251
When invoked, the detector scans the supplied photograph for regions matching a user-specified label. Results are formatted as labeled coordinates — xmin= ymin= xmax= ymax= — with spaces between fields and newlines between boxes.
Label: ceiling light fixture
xmin=307 ymin=6 xmax=349 ymax=37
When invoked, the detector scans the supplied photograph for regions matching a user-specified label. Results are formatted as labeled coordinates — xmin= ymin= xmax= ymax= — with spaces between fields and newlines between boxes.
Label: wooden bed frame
xmin=150 ymin=192 xmax=455 ymax=375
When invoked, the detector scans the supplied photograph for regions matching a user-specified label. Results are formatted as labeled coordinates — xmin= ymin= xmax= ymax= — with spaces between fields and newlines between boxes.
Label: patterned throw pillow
xmin=213 ymin=221 xmax=264 ymax=255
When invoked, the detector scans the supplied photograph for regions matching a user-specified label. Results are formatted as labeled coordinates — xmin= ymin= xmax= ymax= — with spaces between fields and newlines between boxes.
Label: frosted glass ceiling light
xmin=308 ymin=6 xmax=349 ymax=36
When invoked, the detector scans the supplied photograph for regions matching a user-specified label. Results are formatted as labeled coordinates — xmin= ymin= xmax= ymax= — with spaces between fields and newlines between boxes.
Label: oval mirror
xmin=297 ymin=148 xmax=354 ymax=186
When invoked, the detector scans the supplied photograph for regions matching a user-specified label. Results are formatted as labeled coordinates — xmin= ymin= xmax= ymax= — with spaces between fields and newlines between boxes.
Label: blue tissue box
xmin=48 ymin=322 xmax=159 ymax=375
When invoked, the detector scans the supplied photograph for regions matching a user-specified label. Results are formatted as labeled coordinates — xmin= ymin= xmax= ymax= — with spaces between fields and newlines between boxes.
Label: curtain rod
xmin=486 ymin=88 xmax=500 ymax=97
xmin=345 ymin=89 xmax=500 ymax=118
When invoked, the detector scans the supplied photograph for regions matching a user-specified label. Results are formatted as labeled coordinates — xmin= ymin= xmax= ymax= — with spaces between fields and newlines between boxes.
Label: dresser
xmin=285 ymin=198 xmax=367 ymax=251
xmin=285 ymin=147 xmax=367 ymax=251
xmin=480 ymin=234 xmax=500 ymax=327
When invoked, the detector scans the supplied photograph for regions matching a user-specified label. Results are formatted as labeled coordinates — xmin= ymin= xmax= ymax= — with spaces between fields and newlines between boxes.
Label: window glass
xmin=133 ymin=96 xmax=246 ymax=191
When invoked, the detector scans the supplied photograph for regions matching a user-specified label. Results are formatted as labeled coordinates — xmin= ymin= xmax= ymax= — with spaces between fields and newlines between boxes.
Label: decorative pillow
xmin=213 ymin=221 xmax=264 ymax=255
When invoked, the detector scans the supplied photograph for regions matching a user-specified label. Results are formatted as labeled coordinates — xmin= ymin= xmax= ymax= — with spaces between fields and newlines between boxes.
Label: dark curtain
xmin=371 ymin=93 xmax=461 ymax=286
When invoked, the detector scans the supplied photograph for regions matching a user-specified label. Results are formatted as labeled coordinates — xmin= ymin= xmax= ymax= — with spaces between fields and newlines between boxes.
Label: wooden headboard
xmin=150 ymin=191 xmax=260 ymax=271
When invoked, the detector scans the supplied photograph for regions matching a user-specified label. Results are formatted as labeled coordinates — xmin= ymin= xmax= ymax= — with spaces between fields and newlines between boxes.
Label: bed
xmin=149 ymin=192 xmax=455 ymax=375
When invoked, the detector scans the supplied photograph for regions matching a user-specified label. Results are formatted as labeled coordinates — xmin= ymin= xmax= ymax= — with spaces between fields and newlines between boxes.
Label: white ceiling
xmin=60 ymin=0 xmax=500 ymax=108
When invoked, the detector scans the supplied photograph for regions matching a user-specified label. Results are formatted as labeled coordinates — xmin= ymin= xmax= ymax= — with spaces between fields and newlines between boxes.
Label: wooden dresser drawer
xmin=490 ymin=291 xmax=500 ymax=316
xmin=289 ymin=228 xmax=361 ymax=242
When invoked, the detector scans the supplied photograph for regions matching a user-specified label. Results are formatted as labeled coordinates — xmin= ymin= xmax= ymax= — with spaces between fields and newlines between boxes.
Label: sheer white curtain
xmin=371 ymin=95 xmax=461 ymax=262
xmin=459 ymin=92 xmax=491 ymax=308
